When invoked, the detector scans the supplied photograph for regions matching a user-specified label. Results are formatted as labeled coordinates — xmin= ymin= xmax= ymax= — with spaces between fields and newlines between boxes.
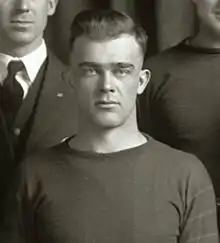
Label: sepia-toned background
xmin=45 ymin=0 xmax=195 ymax=64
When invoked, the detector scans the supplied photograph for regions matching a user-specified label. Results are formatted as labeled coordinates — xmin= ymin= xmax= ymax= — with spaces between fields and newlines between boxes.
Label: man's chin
xmin=93 ymin=117 xmax=123 ymax=130
xmin=7 ymin=32 xmax=35 ymax=46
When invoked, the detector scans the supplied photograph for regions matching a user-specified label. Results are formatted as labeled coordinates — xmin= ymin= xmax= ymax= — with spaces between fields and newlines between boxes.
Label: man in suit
xmin=138 ymin=0 xmax=220 ymax=227
xmin=0 ymin=0 xmax=77 ymax=227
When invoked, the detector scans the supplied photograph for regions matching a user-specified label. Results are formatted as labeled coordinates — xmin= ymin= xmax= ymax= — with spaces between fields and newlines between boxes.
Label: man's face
xmin=193 ymin=0 xmax=220 ymax=34
xmin=70 ymin=35 xmax=149 ymax=129
xmin=0 ymin=0 xmax=57 ymax=52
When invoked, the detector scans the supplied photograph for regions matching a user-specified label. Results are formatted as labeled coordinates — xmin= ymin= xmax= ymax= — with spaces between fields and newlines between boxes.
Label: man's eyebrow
xmin=78 ymin=62 xmax=101 ymax=68
xmin=79 ymin=62 xmax=134 ymax=69
xmin=115 ymin=63 xmax=134 ymax=68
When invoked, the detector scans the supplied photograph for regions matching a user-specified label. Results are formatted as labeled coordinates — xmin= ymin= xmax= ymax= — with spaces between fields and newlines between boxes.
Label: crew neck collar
xmin=63 ymin=133 xmax=151 ymax=159
xmin=179 ymin=38 xmax=220 ymax=54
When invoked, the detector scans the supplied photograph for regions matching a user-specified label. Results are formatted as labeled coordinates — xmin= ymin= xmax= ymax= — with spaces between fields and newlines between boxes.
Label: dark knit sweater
xmin=138 ymin=41 xmax=220 ymax=197
xmin=7 ymin=137 xmax=218 ymax=243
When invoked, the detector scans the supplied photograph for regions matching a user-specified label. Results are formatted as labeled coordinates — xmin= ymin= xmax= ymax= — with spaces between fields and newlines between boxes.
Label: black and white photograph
xmin=0 ymin=0 xmax=219 ymax=242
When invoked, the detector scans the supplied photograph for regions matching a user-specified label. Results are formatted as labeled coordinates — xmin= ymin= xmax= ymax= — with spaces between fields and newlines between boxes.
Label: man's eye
xmin=82 ymin=68 xmax=98 ymax=76
xmin=114 ymin=68 xmax=132 ymax=77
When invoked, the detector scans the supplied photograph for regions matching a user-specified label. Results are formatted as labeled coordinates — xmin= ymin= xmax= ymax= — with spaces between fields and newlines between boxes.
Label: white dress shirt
xmin=0 ymin=40 xmax=47 ymax=98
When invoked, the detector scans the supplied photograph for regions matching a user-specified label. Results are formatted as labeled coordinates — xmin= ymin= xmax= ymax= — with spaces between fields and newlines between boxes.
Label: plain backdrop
xmin=44 ymin=0 xmax=195 ymax=63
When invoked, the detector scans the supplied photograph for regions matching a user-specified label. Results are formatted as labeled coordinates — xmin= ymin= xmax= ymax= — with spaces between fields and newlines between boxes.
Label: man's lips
xmin=10 ymin=20 xmax=33 ymax=25
xmin=95 ymin=100 xmax=120 ymax=107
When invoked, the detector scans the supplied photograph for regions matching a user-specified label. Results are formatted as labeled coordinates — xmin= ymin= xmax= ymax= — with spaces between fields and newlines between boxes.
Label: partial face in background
xmin=192 ymin=0 xmax=220 ymax=34
xmin=0 ymin=0 xmax=57 ymax=52
xmin=70 ymin=35 xmax=150 ymax=129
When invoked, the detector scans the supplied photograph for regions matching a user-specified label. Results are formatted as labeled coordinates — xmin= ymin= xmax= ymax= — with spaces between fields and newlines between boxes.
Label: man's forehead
xmin=72 ymin=35 xmax=141 ymax=52
xmin=71 ymin=35 xmax=143 ymax=64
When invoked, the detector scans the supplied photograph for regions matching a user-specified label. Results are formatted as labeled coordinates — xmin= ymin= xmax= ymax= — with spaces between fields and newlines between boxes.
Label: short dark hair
xmin=70 ymin=9 xmax=148 ymax=57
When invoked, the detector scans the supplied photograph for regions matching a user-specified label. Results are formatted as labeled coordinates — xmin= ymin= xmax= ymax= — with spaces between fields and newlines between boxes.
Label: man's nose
xmin=99 ymin=71 xmax=116 ymax=93
xmin=15 ymin=0 xmax=30 ymax=13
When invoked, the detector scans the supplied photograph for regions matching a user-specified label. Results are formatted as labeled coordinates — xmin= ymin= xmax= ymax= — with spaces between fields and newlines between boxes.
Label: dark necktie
xmin=1 ymin=60 xmax=24 ymax=125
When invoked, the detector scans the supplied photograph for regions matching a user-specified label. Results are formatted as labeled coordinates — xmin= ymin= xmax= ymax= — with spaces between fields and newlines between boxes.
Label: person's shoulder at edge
xmin=145 ymin=135 xmax=213 ymax=186
xmin=143 ymin=40 xmax=189 ymax=97
xmin=147 ymin=137 xmax=218 ymax=242
xmin=20 ymin=141 xmax=71 ymax=178
xmin=144 ymin=40 xmax=187 ymax=70
xmin=46 ymin=50 xmax=74 ymax=93
xmin=47 ymin=50 xmax=68 ymax=74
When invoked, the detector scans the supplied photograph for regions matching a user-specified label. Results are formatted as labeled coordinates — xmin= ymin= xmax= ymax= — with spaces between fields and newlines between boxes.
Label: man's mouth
xmin=95 ymin=100 xmax=119 ymax=108
xmin=10 ymin=20 xmax=33 ymax=26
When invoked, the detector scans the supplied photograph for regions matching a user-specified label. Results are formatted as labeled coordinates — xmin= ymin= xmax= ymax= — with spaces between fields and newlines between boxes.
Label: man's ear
xmin=47 ymin=0 xmax=59 ymax=16
xmin=137 ymin=69 xmax=151 ymax=95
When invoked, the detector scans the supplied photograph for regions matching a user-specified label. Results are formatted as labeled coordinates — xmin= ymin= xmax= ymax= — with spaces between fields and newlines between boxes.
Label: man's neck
xmin=190 ymin=26 xmax=220 ymax=49
xmin=69 ymin=125 xmax=147 ymax=154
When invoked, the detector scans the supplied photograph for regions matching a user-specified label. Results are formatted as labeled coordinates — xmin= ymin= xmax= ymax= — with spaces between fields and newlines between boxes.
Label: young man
xmin=0 ymin=0 xmax=77 ymax=228
xmin=7 ymin=10 xmax=218 ymax=243
xmin=138 ymin=0 xmax=220 ymax=206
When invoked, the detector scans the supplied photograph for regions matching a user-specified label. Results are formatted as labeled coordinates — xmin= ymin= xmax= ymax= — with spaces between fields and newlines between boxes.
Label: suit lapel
xmin=14 ymin=61 xmax=47 ymax=131
xmin=26 ymin=53 xmax=70 ymax=150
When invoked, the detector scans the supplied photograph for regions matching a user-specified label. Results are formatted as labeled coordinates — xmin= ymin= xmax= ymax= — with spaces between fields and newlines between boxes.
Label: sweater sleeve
xmin=179 ymin=161 xmax=219 ymax=243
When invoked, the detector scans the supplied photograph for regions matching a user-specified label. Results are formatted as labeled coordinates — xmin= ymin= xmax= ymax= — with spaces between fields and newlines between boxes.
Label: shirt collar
xmin=0 ymin=40 xmax=47 ymax=83
xmin=20 ymin=40 xmax=47 ymax=82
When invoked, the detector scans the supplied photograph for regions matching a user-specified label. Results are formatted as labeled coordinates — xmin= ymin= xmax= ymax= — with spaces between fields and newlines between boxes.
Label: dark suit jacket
xmin=25 ymin=51 xmax=78 ymax=151
xmin=1 ymin=51 xmax=78 ymax=155
xmin=0 ymin=51 xmax=78 ymax=224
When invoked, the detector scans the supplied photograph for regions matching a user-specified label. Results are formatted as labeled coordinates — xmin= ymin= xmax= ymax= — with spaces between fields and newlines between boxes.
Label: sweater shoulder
xmin=144 ymin=44 xmax=184 ymax=71
xmin=22 ymin=144 xmax=71 ymax=178
xmin=144 ymin=45 xmax=188 ymax=94
xmin=146 ymin=138 xmax=211 ymax=183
